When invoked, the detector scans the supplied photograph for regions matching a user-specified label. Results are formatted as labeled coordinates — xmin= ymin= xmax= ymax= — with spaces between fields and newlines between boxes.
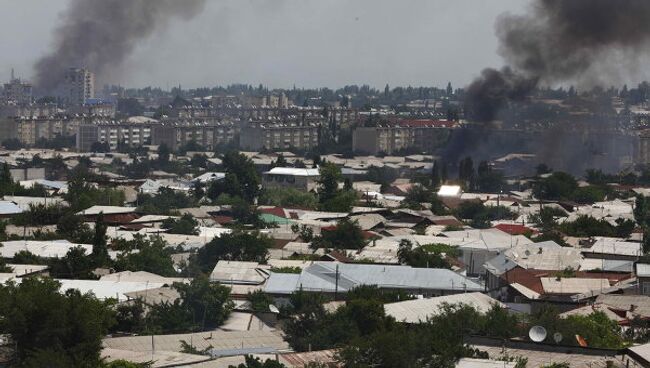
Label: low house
xmin=385 ymin=292 xmax=505 ymax=323
xmin=76 ymin=205 xmax=138 ymax=224
xmin=264 ymin=262 xmax=483 ymax=297
xmin=262 ymin=167 xmax=320 ymax=191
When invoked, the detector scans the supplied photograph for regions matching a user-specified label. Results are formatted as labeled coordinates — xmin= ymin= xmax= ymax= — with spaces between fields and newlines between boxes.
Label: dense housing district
xmin=3 ymin=70 xmax=650 ymax=368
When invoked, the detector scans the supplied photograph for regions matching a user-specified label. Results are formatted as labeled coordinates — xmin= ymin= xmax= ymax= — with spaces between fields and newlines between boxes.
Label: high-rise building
xmin=64 ymin=68 xmax=95 ymax=106
xmin=3 ymin=69 xmax=32 ymax=105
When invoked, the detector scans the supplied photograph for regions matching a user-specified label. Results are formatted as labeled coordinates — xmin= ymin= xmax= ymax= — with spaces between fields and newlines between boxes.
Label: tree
xmin=312 ymin=218 xmax=367 ymax=250
xmin=259 ymin=188 xmax=318 ymax=209
xmin=247 ymin=290 xmax=274 ymax=312
xmin=193 ymin=231 xmax=273 ymax=273
xmin=317 ymin=163 xmax=342 ymax=205
xmin=162 ymin=214 xmax=199 ymax=235
xmin=57 ymin=213 xmax=94 ymax=243
xmin=157 ymin=144 xmax=171 ymax=165
xmin=431 ymin=161 xmax=441 ymax=188
xmin=222 ymin=151 xmax=261 ymax=203
xmin=173 ymin=275 xmax=234 ymax=330
xmin=92 ymin=212 xmax=110 ymax=267
xmin=49 ymin=246 xmax=97 ymax=279
xmin=114 ymin=235 xmax=177 ymax=277
xmin=229 ymin=355 xmax=287 ymax=368
xmin=402 ymin=185 xmax=433 ymax=210
xmin=533 ymin=172 xmax=578 ymax=200
xmin=458 ymin=157 xmax=474 ymax=189
xmin=476 ymin=161 xmax=504 ymax=193
xmin=0 ymin=277 xmax=114 ymax=366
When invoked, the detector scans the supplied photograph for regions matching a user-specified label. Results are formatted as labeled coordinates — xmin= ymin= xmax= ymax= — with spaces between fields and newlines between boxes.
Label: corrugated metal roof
xmin=385 ymin=292 xmax=505 ymax=323
xmin=0 ymin=240 xmax=91 ymax=258
xmin=263 ymin=167 xmax=320 ymax=176
xmin=0 ymin=201 xmax=23 ymax=215
xmin=540 ymin=277 xmax=610 ymax=295
xmin=264 ymin=262 xmax=483 ymax=294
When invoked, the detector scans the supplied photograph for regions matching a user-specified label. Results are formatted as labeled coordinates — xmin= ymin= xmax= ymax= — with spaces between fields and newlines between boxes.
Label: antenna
xmin=528 ymin=326 xmax=547 ymax=342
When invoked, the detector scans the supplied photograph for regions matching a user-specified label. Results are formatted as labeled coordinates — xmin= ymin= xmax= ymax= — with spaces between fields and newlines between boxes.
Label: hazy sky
xmin=0 ymin=0 xmax=527 ymax=89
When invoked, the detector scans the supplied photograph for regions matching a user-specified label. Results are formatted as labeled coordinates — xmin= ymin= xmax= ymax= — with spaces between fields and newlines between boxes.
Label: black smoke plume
xmin=34 ymin=0 xmax=207 ymax=94
xmin=466 ymin=0 xmax=650 ymax=122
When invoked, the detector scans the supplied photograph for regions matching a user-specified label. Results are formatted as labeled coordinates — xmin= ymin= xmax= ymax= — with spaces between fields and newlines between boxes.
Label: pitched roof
xmin=385 ymin=292 xmax=504 ymax=323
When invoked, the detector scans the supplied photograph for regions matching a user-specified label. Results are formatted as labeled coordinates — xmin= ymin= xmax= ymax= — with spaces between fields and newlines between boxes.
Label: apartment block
xmin=239 ymin=121 xmax=320 ymax=151
xmin=353 ymin=120 xmax=457 ymax=155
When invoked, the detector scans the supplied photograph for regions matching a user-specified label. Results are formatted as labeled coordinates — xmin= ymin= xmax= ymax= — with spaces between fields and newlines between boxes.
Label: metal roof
xmin=264 ymin=262 xmax=483 ymax=294
xmin=263 ymin=167 xmax=320 ymax=177
xmin=385 ymin=292 xmax=505 ymax=323
xmin=0 ymin=201 xmax=23 ymax=215
xmin=0 ymin=240 xmax=92 ymax=258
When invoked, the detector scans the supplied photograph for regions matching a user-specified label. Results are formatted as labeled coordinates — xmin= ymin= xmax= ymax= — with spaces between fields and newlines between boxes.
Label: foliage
xmin=475 ymin=160 xmax=504 ymax=192
xmin=10 ymin=203 xmax=69 ymax=226
xmin=56 ymin=213 xmax=94 ymax=243
xmin=455 ymin=201 xmax=515 ymax=228
xmin=192 ymin=231 xmax=273 ymax=274
xmin=207 ymin=151 xmax=260 ymax=203
xmin=397 ymin=240 xmax=458 ymax=269
xmin=533 ymin=172 xmax=578 ymax=200
xmin=270 ymin=266 xmax=302 ymax=274
xmin=528 ymin=305 xmax=625 ymax=349
xmin=48 ymin=246 xmax=98 ymax=279
xmin=162 ymin=214 xmax=199 ymax=235
xmin=291 ymin=223 xmax=314 ymax=242
xmin=145 ymin=276 xmax=234 ymax=334
xmin=92 ymin=213 xmax=111 ymax=267
xmin=346 ymin=285 xmax=413 ymax=304
xmin=12 ymin=250 xmax=47 ymax=265
xmin=64 ymin=167 xmax=126 ymax=212
xmin=114 ymin=235 xmax=177 ymax=277
xmin=258 ymin=187 xmax=318 ymax=209
xmin=229 ymin=355 xmax=287 ymax=368
xmin=0 ymin=277 xmax=114 ymax=366
xmin=317 ymin=163 xmax=357 ymax=212
xmin=312 ymin=218 xmax=367 ymax=250
xmin=558 ymin=215 xmax=634 ymax=238
xmin=247 ymin=290 xmax=274 ymax=312
xmin=401 ymin=185 xmax=434 ymax=210
xmin=137 ymin=187 xmax=196 ymax=215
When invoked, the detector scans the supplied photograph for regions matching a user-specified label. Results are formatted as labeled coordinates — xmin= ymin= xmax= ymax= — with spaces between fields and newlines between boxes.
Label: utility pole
xmin=334 ymin=264 xmax=340 ymax=300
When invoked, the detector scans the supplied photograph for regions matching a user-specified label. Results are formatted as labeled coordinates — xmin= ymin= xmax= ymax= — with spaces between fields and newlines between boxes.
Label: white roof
xmin=5 ymin=263 xmax=48 ymax=276
xmin=385 ymin=292 xmax=505 ymax=323
xmin=540 ymin=277 xmax=610 ymax=295
xmin=263 ymin=167 xmax=320 ymax=177
xmin=99 ymin=271 xmax=187 ymax=285
xmin=582 ymin=237 xmax=642 ymax=257
xmin=0 ymin=201 xmax=23 ymax=215
xmin=57 ymin=279 xmax=165 ymax=302
xmin=77 ymin=205 xmax=136 ymax=216
xmin=509 ymin=282 xmax=540 ymax=300
xmin=0 ymin=240 xmax=92 ymax=258
xmin=438 ymin=185 xmax=462 ymax=197
xmin=210 ymin=261 xmax=270 ymax=285
xmin=456 ymin=358 xmax=516 ymax=368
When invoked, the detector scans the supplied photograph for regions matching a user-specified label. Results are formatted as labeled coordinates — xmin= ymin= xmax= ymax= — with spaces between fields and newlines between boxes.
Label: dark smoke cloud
xmin=465 ymin=67 xmax=537 ymax=122
xmin=34 ymin=0 xmax=207 ymax=93
xmin=465 ymin=0 xmax=650 ymax=122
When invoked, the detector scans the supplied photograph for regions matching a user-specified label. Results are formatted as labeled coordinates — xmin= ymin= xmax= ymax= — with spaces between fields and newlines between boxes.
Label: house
xmin=76 ymin=205 xmax=138 ymax=224
xmin=264 ymin=262 xmax=483 ymax=297
xmin=262 ymin=167 xmax=320 ymax=191
xmin=0 ymin=201 xmax=23 ymax=218
xmin=385 ymin=292 xmax=505 ymax=324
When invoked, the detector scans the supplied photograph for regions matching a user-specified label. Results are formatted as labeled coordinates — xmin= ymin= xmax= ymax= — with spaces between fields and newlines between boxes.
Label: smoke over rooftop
xmin=34 ymin=0 xmax=207 ymax=94
xmin=466 ymin=0 xmax=650 ymax=122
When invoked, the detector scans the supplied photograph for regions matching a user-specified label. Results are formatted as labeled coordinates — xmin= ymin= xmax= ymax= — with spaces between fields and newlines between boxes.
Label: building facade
xmin=64 ymin=68 xmax=95 ymax=106
xmin=352 ymin=120 xmax=457 ymax=155
xmin=3 ymin=72 xmax=32 ymax=106
xmin=240 ymin=122 xmax=320 ymax=151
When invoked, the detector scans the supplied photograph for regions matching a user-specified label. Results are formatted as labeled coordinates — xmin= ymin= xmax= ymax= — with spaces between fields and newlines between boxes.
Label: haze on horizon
xmin=1 ymin=0 xmax=527 ymax=89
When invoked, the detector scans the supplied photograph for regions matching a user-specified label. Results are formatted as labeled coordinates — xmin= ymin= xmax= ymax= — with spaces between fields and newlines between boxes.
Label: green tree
xmin=114 ymin=235 xmax=177 ymax=277
xmin=162 ymin=214 xmax=199 ymax=235
xmin=92 ymin=212 xmax=110 ymax=267
xmin=431 ymin=161 xmax=441 ymax=188
xmin=312 ymin=218 xmax=367 ymax=250
xmin=49 ymin=246 xmax=97 ymax=279
xmin=247 ymin=290 xmax=274 ymax=312
xmin=229 ymin=355 xmax=287 ymax=368
xmin=318 ymin=163 xmax=341 ymax=200
xmin=259 ymin=187 xmax=318 ymax=209
xmin=533 ymin=172 xmax=578 ymax=200
xmin=0 ymin=277 xmax=114 ymax=366
xmin=193 ymin=231 xmax=273 ymax=273
xmin=173 ymin=275 xmax=234 ymax=330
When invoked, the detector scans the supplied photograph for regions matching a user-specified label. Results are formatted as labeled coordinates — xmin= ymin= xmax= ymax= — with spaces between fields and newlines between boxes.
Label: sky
xmin=0 ymin=0 xmax=527 ymax=89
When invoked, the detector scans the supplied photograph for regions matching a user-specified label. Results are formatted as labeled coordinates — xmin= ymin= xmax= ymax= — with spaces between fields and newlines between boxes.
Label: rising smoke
xmin=34 ymin=0 xmax=207 ymax=94
xmin=465 ymin=0 xmax=650 ymax=122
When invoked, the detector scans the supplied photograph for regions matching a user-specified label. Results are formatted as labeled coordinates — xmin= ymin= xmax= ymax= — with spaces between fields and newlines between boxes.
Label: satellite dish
xmin=268 ymin=304 xmax=280 ymax=314
xmin=553 ymin=332 xmax=563 ymax=344
xmin=529 ymin=326 xmax=547 ymax=343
